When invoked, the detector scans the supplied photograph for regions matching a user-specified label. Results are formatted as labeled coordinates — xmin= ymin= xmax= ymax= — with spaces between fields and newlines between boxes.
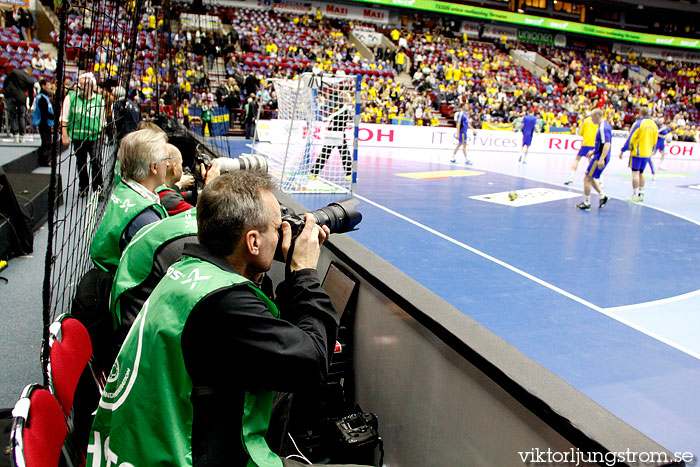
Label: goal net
xmin=260 ymin=73 xmax=359 ymax=193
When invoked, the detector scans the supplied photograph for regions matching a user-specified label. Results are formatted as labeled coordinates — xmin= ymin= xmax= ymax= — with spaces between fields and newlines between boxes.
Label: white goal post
xmin=254 ymin=72 xmax=360 ymax=194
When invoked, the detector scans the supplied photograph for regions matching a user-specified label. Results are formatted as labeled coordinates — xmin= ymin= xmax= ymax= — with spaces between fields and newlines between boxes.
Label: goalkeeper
xmin=310 ymin=91 xmax=353 ymax=181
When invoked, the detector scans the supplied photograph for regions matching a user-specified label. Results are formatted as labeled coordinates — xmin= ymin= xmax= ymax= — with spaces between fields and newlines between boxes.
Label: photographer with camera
xmin=156 ymin=143 xmax=220 ymax=216
xmin=89 ymin=172 xmax=367 ymax=466
xmin=89 ymin=128 xmax=169 ymax=274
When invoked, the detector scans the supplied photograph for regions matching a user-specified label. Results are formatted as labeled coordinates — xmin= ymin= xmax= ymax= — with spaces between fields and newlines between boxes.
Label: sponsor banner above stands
xmin=460 ymin=21 xmax=517 ymax=41
xmin=230 ymin=0 xmax=389 ymax=24
xmin=0 ymin=0 xmax=30 ymax=6
xmin=517 ymin=28 xmax=554 ymax=45
xmin=180 ymin=13 xmax=222 ymax=31
xmin=353 ymin=29 xmax=383 ymax=47
xmin=257 ymin=121 xmax=700 ymax=160
xmin=345 ymin=0 xmax=700 ymax=49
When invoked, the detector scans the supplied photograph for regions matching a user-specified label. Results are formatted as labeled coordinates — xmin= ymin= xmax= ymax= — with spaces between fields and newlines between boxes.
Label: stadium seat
xmin=10 ymin=384 xmax=67 ymax=467
xmin=48 ymin=313 xmax=108 ymax=464
xmin=47 ymin=315 xmax=94 ymax=417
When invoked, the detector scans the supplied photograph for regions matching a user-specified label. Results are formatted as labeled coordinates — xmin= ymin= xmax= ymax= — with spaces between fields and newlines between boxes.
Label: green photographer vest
xmin=109 ymin=208 xmax=198 ymax=329
xmin=65 ymin=89 xmax=103 ymax=141
xmin=90 ymin=181 xmax=167 ymax=274
xmin=88 ymin=256 xmax=283 ymax=467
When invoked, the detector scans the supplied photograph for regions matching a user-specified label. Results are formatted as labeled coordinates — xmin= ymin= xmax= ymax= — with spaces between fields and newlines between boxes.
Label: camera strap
xmin=284 ymin=242 xmax=296 ymax=278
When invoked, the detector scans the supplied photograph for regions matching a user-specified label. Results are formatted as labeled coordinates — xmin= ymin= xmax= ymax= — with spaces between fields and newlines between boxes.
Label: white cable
xmin=285 ymin=454 xmax=312 ymax=465
xmin=286 ymin=433 xmax=313 ymax=465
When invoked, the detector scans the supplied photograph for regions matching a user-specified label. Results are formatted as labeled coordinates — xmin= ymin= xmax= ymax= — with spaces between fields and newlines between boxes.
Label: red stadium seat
xmin=10 ymin=384 xmax=68 ymax=467
xmin=48 ymin=315 xmax=94 ymax=417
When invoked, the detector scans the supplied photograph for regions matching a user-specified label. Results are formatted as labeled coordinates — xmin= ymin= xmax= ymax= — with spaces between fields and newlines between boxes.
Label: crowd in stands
xmin=526 ymin=43 xmax=700 ymax=139
xmin=2 ymin=0 xmax=699 ymax=142
xmin=379 ymin=20 xmax=699 ymax=139
xmin=2 ymin=6 xmax=36 ymax=41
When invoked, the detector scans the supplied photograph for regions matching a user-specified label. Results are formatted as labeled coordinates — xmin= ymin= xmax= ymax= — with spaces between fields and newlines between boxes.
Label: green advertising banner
xmin=517 ymin=28 xmax=553 ymax=45
xmin=347 ymin=0 xmax=700 ymax=50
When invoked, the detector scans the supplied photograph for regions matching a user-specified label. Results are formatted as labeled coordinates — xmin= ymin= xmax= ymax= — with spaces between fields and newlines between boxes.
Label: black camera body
xmin=275 ymin=199 xmax=362 ymax=263
xmin=335 ymin=412 xmax=379 ymax=446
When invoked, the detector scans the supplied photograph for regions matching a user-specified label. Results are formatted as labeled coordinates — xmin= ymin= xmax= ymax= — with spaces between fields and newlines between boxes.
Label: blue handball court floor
xmin=230 ymin=138 xmax=700 ymax=458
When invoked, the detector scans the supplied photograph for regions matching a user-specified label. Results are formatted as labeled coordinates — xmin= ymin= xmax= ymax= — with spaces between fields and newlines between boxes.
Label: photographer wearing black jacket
xmin=88 ymin=171 xmax=361 ymax=466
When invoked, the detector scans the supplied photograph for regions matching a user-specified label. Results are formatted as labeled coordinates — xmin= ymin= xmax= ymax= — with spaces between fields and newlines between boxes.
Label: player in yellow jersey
xmin=619 ymin=107 xmax=658 ymax=202
xmin=565 ymin=114 xmax=598 ymax=185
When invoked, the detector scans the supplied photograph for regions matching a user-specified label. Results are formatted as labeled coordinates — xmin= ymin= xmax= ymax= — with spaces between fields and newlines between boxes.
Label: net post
xmin=251 ymin=96 xmax=263 ymax=156
xmin=41 ymin=0 xmax=71 ymax=387
xmin=280 ymin=75 xmax=304 ymax=190
xmin=352 ymin=74 xmax=361 ymax=194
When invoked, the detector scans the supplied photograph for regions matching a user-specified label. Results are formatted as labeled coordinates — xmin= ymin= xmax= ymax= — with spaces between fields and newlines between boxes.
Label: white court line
xmin=465 ymin=166 xmax=700 ymax=313
xmin=604 ymin=289 xmax=700 ymax=313
xmin=354 ymin=193 xmax=700 ymax=361
xmin=253 ymin=140 xmax=700 ymax=313
xmin=477 ymin=166 xmax=700 ymax=230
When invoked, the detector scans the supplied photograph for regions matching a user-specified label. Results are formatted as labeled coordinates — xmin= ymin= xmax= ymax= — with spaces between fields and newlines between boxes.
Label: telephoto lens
xmin=307 ymin=198 xmax=362 ymax=234
xmin=275 ymin=198 xmax=362 ymax=262
xmin=216 ymin=155 xmax=268 ymax=174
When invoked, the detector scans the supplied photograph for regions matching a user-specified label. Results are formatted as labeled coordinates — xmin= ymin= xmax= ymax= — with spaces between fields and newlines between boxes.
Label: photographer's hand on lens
xmin=200 ymin=160 xmax=221 ymax=185
xmin=284 ymin=214 xmax=330 ymax=272
xmin=176 ymin=174 xmax=195 ymax=189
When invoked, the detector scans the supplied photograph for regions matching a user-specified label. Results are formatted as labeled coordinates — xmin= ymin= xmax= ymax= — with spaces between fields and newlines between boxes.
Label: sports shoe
xmin=564 ymin=179 xmax=573 ymax=185
xmin=450 ymin=158 xmax=456 ymax=163
xmin=576 ymin=202 xmax=591 ymax=210
xmin=13 ymin=134 xmax=19 ymax=143
xmin=518 ymin=155 xmax=523 ymax=163
xmin=19 ymin=135 xmax=25 ymax=143
xmin=638 ymin=193 xmax=644 ymax=202
xmin=309 ymin=174 xmax=318 ymax=180
xmin=599 ymin=195 xmax=610 ymax=209
xmin=465 ymin=160 xmax=473 ymax=166
xmin=626 ymin=195 xmax=642 ymax=202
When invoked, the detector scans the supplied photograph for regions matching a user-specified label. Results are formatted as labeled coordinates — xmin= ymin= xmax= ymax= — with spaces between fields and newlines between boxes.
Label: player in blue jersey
xmin=576 ymin=109 xmax=611 ymax=210
xmin=655 ymin=121 xmax=672 ymax=172
xmin=518 ymin=110 xmax=538 ymax=164
xmin=565 ymin=114 xmax=598 ymax=185
xmin=451 ymin=102 xmax=474 ymax=165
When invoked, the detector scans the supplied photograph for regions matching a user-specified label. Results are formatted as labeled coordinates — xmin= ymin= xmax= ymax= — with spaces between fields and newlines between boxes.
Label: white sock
xmin=633 ymin=188 xmax=639 ymax=197
xmin=584 ymin=195 xmax=590 ymax=204
xmin=599 ymin=191 xmax=606 ymax=198
xmin=569 ymin=170 xmax=575 ymax=179
xmin=639 ymin=187 xmax=645 ymax=195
